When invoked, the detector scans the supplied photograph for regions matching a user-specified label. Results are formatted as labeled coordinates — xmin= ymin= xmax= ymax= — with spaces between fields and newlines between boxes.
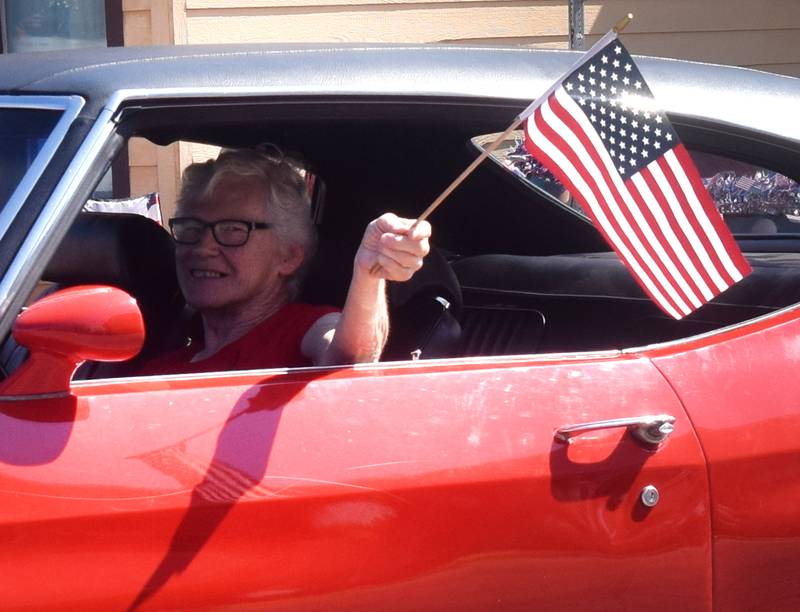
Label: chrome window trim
xmin=0 ymin=102 xmax=113 ymax=322
xmin=0 ymin=95 xmax=85 ymax=241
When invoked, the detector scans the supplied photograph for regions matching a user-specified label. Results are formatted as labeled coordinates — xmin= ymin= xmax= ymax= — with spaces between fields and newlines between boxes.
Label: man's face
xmin=174 ymin=175 xmax=299 ymax=317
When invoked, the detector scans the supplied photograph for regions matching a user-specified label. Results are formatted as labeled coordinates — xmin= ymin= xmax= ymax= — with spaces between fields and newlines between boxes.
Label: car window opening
xmin=4 ymin=108 xmax=800 ymax=382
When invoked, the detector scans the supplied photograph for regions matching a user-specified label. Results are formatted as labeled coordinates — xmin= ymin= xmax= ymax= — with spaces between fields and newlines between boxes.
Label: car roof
xmin=1 ymin=43 xmax=799 ymax=141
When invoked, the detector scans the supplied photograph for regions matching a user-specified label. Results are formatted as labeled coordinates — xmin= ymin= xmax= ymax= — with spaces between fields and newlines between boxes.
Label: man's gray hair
xmin=177 ymin=146 xmax=317 ymax=300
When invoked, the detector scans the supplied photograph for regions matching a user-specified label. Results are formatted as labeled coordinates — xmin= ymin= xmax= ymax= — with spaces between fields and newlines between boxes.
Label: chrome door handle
xmin=554 ymin=414 xmax=676 ymax=447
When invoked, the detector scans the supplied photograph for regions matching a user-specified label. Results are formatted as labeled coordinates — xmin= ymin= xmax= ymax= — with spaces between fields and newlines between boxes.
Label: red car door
xmin=650 ymin=308 xmax=800 ymax=612
xmin=0 ymin=351 xmax=710 ymax=610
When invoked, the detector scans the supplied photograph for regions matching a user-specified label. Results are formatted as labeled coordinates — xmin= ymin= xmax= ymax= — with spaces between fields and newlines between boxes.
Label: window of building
xmin=1 ymin=0 xmax=126 ymax=198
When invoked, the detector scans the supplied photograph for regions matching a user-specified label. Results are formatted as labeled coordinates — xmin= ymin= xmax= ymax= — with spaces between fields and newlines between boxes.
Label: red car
xmin=0 ymin=44 xmax=798 ymax=610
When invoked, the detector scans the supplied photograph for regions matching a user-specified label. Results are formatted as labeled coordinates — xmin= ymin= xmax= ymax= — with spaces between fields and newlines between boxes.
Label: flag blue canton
xmin=562 ymin=40 xmax=679 ymax=177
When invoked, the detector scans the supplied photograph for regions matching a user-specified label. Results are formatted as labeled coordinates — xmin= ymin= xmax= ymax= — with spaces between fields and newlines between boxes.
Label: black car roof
xmin=1 ymin=44 xmax=798 ymax=141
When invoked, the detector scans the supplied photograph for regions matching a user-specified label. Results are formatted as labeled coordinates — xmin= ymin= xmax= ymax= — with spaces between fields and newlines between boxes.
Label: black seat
xmin=36 ymin=212 xmax=182 ymax=377
xmin=382 ymin=246 xmax=462 ymax=361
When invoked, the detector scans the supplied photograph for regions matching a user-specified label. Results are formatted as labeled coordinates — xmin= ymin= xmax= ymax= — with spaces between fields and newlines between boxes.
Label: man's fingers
xmin=377 ymin=242 xmax=426 ymax=270
xmin=379 ymin=232 xmax=430 ymax=258
xmin=374 ymin=214 xmax=431 ymax=237
xmin=409 ymin=219 xmax=432 ymax=240
xmin=375 ymin=253 xmax=417 ymax=281
xmin=360 ymin=213 xmax=432 ymax=281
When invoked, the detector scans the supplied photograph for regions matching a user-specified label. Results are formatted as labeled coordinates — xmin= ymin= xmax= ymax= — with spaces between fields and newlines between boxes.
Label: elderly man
xmin=141 ymin=147 xmax=430 ymax=375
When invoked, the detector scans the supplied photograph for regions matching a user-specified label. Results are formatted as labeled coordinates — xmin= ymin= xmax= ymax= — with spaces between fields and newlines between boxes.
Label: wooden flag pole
xmin=418 ymin=117 xmax=522 ymax=223
xmin=369 ymin=118 xmax=521 ymax=275
xmin=614 ymin=13 xmax=633 ymax=33
xmin=415 ymin=12 xmax=632 ymax=224
xmin=413 ymin=12 xmax=632 ymax=224
xmin=370 ymin=13 xmax=633 ymax=276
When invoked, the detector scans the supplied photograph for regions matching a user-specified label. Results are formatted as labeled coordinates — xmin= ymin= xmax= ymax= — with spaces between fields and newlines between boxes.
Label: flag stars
xmin=561 ymin=40 xmax=674 ymax=176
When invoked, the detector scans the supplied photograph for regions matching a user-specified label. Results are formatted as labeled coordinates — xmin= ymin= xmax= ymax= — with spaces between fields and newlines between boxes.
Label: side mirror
xmin=0 ymin=285 xmax=144 ymax=398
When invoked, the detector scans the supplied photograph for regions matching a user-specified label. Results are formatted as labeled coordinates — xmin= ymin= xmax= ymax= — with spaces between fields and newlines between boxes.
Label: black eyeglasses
xmin=169 ymin=217 xmax=273 ymax=247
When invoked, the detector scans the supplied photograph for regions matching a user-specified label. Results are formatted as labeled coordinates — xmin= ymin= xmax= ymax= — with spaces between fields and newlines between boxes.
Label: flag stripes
xmin=518 ymin=33 xmax=750 ymax=318
xmin=548 ymin=88 xmax=710 ymax=310
xmin=524 ymin=84 xmax=750 ymax=318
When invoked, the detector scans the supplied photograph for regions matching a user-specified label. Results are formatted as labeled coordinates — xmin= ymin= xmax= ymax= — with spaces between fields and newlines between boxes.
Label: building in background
xmin=2 ymin=0 xmax=800 ymax=216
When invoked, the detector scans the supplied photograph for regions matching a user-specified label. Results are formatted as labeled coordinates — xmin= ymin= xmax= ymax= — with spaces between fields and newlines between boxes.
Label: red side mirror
xmin=0 ymin=285 xmax=144 ymax=397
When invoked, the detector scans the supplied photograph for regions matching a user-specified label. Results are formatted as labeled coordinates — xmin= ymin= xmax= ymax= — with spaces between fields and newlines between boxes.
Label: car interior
xmin=9 ymin=97 xmax=800 ymax=378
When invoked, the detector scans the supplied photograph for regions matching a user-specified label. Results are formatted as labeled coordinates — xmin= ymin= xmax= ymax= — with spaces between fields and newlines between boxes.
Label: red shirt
xmin=140 ymin=303 xmax=338 ymax=376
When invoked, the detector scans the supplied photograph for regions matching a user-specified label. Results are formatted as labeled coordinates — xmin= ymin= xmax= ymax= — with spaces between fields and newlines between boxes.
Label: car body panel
xmin=649 ymin=305 xmax=800 ymax=611
xmin=1 ymin=352 xmax=709 ymax=610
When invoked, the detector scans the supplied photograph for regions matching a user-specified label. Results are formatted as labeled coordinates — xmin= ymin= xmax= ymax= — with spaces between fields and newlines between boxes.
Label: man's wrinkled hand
xmin=355 ymin=213 xmax=431 ymax=281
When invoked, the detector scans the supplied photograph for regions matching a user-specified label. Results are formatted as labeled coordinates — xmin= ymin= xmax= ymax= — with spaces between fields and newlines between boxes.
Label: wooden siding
xmin=121 ymin=0 xmax=800 ymax=211
xmin=585 ymin=0 xmax=800 ymax=77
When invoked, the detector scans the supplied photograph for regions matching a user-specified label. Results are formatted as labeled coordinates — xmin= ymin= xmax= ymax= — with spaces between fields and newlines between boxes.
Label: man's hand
xmin=304 ymin=213 xmax=432 ymax=366
xmin=355 ymin=213 xmax=431 ymax=281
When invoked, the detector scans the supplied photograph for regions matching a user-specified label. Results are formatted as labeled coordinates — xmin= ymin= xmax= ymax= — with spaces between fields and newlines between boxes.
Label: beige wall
xmin=121 ymin=0 xmax=800 ymax=217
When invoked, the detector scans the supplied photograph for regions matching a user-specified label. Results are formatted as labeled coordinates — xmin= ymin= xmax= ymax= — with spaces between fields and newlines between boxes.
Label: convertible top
xmin=1 ymin=44 xmax=799 ymax=142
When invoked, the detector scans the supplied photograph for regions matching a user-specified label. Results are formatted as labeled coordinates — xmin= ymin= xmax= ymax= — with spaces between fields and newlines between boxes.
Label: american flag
xmin=521 ymin=33 xmax=751 ymax=319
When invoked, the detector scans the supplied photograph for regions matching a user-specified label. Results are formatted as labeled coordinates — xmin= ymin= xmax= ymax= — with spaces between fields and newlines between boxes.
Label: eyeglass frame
xmin=168 ymin=217 xmax=273 ymax=247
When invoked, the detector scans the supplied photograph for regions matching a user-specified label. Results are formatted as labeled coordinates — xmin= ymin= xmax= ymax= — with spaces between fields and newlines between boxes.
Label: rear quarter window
xmin=473 ymin=131 xmax=800 ymax=237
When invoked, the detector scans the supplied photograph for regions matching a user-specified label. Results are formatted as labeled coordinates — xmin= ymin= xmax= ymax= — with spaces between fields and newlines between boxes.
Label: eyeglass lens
xmin=171 ymin=219 xmax=253 ymax=246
